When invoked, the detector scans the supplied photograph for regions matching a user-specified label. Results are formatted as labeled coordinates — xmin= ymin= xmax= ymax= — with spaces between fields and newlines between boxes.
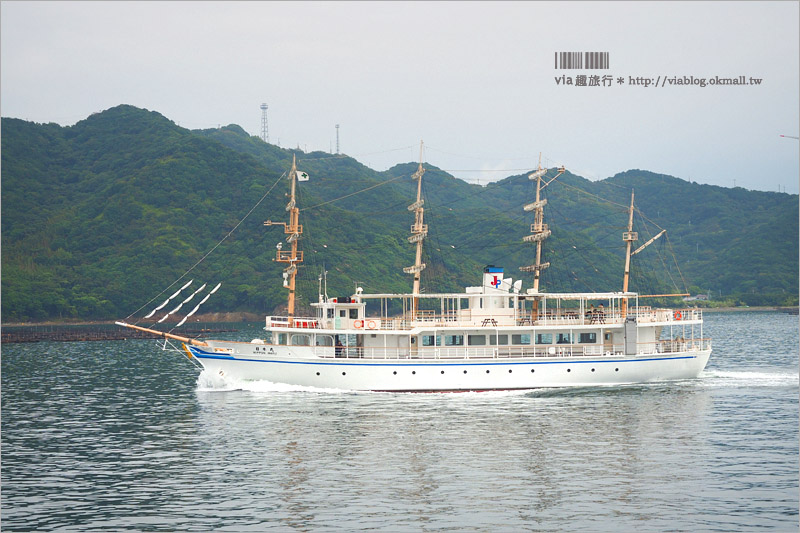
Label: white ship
xmin=118 ymin=152 xmax=711 ymax=392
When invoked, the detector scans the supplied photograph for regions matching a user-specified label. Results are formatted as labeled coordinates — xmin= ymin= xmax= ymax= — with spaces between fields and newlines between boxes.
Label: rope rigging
xmin=128 ymin=148 xmax=691 ymax=328
xmin=126 ymin=170 xmax=287 ymax=323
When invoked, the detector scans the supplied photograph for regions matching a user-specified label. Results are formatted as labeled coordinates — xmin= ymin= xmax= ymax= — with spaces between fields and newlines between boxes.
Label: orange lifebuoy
xmin=674 ymin=310 xmax=682 ymax=320
xmin=367 ymin=320 xmax=377 ymax=330
xmin=354 ymin=319 xmax=364 ymax=329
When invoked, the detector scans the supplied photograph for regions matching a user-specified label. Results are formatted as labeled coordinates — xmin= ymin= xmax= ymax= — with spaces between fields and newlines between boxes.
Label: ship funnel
xmin=483 ymin=266 xmax=504 ymax=291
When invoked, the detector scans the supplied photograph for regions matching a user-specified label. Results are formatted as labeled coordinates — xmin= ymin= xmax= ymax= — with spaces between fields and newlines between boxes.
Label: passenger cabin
xmin=262 ymin=266 xmax=702 ymax=359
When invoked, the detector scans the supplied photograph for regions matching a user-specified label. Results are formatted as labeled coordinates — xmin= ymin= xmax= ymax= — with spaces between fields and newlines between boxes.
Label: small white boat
xmin=118 ymin=151 xmax=711 ymax=392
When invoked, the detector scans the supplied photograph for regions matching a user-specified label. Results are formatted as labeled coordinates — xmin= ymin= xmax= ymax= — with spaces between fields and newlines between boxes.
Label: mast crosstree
xmin=520 ymin=154 xmax=565 ymax=294
xmin=519 ymin=155 xmax=565 ymax=321
xmin=265 ymin=155 xmax=304 ymax=325
xmin=403 ymin=141 xmax=427 ymax=317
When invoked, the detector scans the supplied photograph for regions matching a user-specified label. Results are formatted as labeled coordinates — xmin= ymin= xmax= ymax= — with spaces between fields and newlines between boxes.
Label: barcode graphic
xmin=585 ymin=52 xmax=609 ymax=69
xmin=555 ymin=52 xmax=610 ymax=69
xmin=555 ymin=52 xmax=582 ymax=69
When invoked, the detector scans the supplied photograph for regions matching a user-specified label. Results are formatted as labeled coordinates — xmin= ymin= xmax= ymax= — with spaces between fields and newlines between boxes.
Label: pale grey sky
xmin=2 ymin=1 xmax=798 ymax=192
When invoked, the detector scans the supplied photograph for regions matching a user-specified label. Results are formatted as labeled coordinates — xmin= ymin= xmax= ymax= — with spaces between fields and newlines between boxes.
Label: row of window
xmin=327 ymin=308 xmax=359 ymax=319
xmin=270 ymin=332 xmax=607 ymax=347
xmin=422 ymin=332 xmax=602 ymax=346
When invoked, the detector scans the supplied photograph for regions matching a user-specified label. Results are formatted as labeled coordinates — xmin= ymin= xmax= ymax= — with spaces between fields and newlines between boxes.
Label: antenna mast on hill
xmin=260 ymin=103 xmax=269 ymax=143
xmin=335 ymin=124 xmax=340 ymax=154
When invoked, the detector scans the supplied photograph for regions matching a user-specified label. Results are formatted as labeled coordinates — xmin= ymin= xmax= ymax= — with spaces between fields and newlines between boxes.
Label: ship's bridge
xmin=311 ymin=296 xmax=367 ymax=330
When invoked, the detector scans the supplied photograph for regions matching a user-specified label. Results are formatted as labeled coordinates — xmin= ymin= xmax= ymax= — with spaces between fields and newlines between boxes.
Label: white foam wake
xmin=699 ymin=369 xmax=799 ymax=388
xmin=195 ymin=369 xmax=350 ymax=394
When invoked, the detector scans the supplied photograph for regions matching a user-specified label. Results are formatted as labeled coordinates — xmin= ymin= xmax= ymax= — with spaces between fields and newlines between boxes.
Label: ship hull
xmin=187 ymin=344 xmax=712 ymax=392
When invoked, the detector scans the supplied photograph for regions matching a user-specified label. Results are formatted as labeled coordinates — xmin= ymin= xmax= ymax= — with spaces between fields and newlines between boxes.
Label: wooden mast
xmin=621 ymin=198 xmax=681 ymax=307
xmin=265 ymin=155 xmax=304 ymax=325
xmin=621 ymin=190 xmax=638 ymax=318
xmin=404 ymin=141 xmax=427 ymax=318
xmin=520 ymin=155 xmax=564 ymax=319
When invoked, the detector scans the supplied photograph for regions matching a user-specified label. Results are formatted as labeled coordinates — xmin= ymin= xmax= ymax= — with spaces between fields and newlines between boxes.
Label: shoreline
xmin=1 ymin=311 xmax=264 ymax=328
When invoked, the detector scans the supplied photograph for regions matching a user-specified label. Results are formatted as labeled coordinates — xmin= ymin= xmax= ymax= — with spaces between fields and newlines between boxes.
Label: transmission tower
xmin=335 ymin=124 xmax=340 ymax=154
xmin=260 ymin=103 xmax=269 ymax=143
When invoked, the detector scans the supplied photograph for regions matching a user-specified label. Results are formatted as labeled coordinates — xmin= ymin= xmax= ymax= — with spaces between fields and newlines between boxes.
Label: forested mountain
xmin=2 ymin=105 xmax=797 ymax=321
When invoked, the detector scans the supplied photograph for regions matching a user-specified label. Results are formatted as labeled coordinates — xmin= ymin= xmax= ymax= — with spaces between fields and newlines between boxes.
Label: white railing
xmin=266 ymin=316 xmax=320 ymax=328
xmin=533 ymin=311 xmax=616 ymax=326
xmin=312 ymin=339 xmax=710 ymax=360
xmin=633 ymin=307 xmax=703 ymax=323
xmin=266 ymin=306 xmax=704 ymax=332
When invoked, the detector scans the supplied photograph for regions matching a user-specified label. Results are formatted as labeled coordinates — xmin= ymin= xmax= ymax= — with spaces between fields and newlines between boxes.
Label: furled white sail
xmin=182 ymin=283 xmax=207 ymax=304
xmin=174 ymin=283 xmax=221 ymax=327
xmin=144 ymin=280 xmax=193 ymax=318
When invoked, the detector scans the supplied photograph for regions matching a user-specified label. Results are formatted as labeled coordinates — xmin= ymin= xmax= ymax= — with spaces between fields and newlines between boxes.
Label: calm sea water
xmin=2 ymin=311 xmax=798 ymax=532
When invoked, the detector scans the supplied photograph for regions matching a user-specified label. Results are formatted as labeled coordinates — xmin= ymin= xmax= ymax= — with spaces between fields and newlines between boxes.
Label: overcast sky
xmin=2 ymin=1 xmax=798 ymax=193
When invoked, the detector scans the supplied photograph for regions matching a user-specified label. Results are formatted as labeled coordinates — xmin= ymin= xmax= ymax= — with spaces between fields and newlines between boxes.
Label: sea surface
xmin=2 ymin=310 xmax=798 ymax=532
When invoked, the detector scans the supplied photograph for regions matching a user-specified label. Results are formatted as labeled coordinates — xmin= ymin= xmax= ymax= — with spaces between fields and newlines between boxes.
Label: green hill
xmin=2 ymin=105 xmax=797 ymax=321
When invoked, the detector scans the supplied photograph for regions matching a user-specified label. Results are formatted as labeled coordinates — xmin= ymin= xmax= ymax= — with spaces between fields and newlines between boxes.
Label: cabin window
xmin=339 ymin=310 xmax=347 ymax=318
xmin=604 ymin=333 xmax=611 ymax=341
xmin=468 ymin=335 xmax=486 ymax=346
xmin=278 ymin=333 xmax=288 ymax=345
xmin=579 ymin=333 xmax=597 ymax=344
xmin=445 ymin=335 xmax=464 ymax=346
xmin=489 ymin=334 xmax=509 ymax=346
xmin=512 ymin=334 xmax=531 ymax=345
xmin=316 ymin=335 xmax=333 ymax=346
xmin=327 ymin=309 xmax=334 ymax=319
xmin=557 ymin=333 xmax=571 ymax=344
xmin=422 ymin=335 xmax=436 ymax=347
xmin=349 ymin=309 xmax=358 ymax=319
xmin=291 ymin=334 xmax=311 ymax=346
xmin=536 ymin=333 xmax=553 ymax=345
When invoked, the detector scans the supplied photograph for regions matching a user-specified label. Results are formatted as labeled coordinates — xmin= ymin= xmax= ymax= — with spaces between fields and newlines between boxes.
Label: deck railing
xmin=266 ymin=316 xmax=320 ymax=328
xmin=266 ymin=307 xmax=703 ymax=331
xmin=314 ymin=338 xmax=711 ymax=360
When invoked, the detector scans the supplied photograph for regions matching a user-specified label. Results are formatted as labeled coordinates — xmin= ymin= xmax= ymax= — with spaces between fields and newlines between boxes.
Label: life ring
xmin=367 ymin=320 xmax=377 ymax=330
xmin=354 ymin=319 xmax=363 ymax=329
xmin=674 ymin=310 xmax=682 ymax=320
